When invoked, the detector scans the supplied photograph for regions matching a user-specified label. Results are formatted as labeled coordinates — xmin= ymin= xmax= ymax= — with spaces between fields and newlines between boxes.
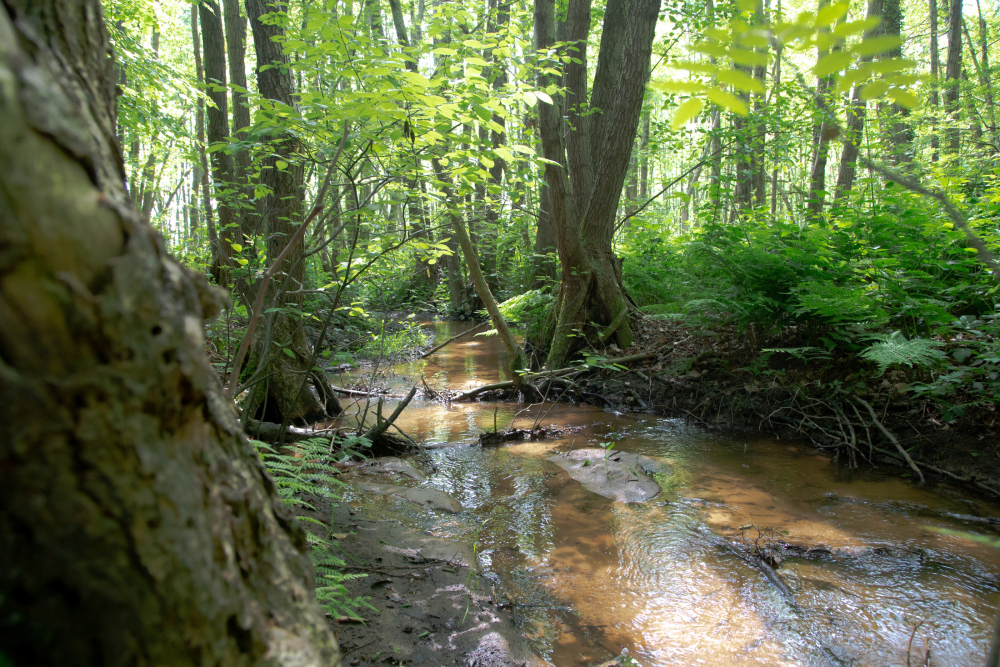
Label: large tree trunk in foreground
xmin=0 ymin=1 xmax=340 ymax=664
xmin=244 ymin=0 xmax=341 ymax=423
xmin=533 ymin=0 xmax=660 ymax=369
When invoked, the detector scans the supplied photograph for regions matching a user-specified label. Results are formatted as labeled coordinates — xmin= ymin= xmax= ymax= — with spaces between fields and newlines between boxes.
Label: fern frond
xmin=861 ymin=331 xmax=945 ymax=374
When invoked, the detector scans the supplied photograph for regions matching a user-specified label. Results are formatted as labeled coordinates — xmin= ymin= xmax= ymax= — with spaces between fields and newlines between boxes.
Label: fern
xmin=254 ymin=436 xmax=364 ymax=618
xmin=861 ymin=331 xmax=945 ymax=375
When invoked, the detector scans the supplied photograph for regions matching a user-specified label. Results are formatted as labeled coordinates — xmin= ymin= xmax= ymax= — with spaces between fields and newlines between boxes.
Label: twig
xmin=419 ymin=321 xmax=490 ymax=358
xmin=361 ymin=386 xmax=417 ymax=442
xmin=848 ymin=393 xmax=924 ymax=483
xmin=226 ymin=205 xmax=324 ymax=398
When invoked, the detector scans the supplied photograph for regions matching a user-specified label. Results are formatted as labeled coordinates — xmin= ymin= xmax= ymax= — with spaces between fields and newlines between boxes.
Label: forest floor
xmin=562 ymin=315 xmax=1000 ymax=499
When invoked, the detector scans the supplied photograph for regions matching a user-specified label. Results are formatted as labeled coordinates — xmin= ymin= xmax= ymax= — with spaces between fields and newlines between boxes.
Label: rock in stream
xmin=546 ymin=448 xmax=669 ymax=503
xmin=353 ymin=481 xmax=463 ymax=513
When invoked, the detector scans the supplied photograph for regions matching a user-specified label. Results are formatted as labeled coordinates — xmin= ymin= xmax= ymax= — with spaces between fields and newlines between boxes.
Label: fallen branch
xmin=332 ymin=386 xmax=402 ymax=398
xmin=452 ymin=352 xmax=657 ymax=402
xmin=419 ymin=321 xmax=490 ymax=358
xmin=362 ymin=385 xmax=417 ymax=442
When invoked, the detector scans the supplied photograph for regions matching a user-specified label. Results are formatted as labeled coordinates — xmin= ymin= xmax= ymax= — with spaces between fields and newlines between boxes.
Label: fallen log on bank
xmin=451 ymin=351 xmax=656 ymax=402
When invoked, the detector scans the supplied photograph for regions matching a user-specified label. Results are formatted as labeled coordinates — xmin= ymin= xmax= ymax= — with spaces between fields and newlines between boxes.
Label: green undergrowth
xmin=620 ymin=179 xmax=1000 ymax=422
xmin=255 ymin=437 xmax=372 ymax=620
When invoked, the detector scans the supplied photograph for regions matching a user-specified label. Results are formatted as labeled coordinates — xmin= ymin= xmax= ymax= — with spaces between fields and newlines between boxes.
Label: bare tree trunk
xmin=807 ymin=0 xmax=835 ymax=218
xmin=192 ymin=6 xmax=220 ymax=271
xmin=974 ymin=0 xmax=996 ymax=140
xmin=639 ymin=110 xmax=650 ymax=199
xmin=200 ymin=0 xmax=239 ymax=290
xmin=929 ymin=0 xmax=940 ymax=161
xmin=0 ymin=1 xmax=341 ymax=664
xmin=944 ymin=0 xmax=964 ymax=152
xmin=835 ymin=0 xmax=884 ymax=199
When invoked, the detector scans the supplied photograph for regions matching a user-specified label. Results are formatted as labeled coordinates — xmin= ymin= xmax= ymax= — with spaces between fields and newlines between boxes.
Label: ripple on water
xmin=339 ymin=322 xmax=1000 ymax=666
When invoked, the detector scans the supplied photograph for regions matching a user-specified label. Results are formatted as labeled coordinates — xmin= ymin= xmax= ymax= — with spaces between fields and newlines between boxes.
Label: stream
xmin=334 ymin=320 xmax=1000 ymax=666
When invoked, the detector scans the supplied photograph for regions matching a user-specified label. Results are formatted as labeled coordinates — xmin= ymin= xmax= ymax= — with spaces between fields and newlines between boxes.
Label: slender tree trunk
xmin=835 ymin=0 xmax=884 ymax=199
xmin=944 ymin=0 xmax=964 ymax=152
xmin=192 ymin=6 xmax=220 ymax=271
xmin=245 ymin=0 xmax=342 ymax=422
xmin=433 ymin=159 xmax=528 ymax=378
xmin=975 ymin=0 xmax=996 ymax=140
xmin=807 ymin=0 xmax=835 ymax=218
xmin=930 ymin=0 xmax=940 ymax=161
xmin=0 ymin=2 xmax=341 ymax=664
xmin=639 ymin=110 xmax=650 ymax=199
xmin=200 ymin=0 xmax=239 ymax=290
xmin=881 ymin=0 xmax=912 ymax=163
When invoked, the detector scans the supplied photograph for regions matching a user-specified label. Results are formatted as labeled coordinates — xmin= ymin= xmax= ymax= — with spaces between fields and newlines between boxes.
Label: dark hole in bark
xmin=151 ymin=325 xmax=162 ymax=336
xmin=226 ymin=615 xmax=253 ymax=653
xmin=162 ymin=350 xmax=174 ymax=365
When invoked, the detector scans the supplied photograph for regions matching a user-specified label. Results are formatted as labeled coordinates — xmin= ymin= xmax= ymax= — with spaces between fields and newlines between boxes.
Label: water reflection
xmin=338 ymin=321 xmax=1000 ymax=666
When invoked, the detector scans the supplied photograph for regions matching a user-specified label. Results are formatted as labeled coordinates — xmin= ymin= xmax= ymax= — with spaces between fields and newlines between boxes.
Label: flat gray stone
xmin=546 ymin=448 xmax=666 ymax=503
xmin=372 ymin=456 xmax=427 ymax=481
xmin=354 ymin=481 xmax=463 ymax=513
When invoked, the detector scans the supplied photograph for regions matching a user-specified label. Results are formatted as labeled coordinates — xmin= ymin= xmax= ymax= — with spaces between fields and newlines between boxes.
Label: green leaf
xmin=521 ymin=90 xmax=537 ymax=105
xmin=728 ymin=48 xmax=769 ymax=67
xmin=853 ymin=35 xmax=902 ymax=57
xmin=859 ymin=80 xmax=889 ymax=100
xmin=815 ymin=1 xmax=849 ymax=27
xmin=231 ymin=243 xmax=243 ymax=252
xmin=706 ymin=88 xmax=749 ymax=115
xmin=671 ymin=98 xmax=704 ymax=130
xmin=534 ymin=90 xmax=554 ymax=105
xmin=282 ymin=348 xmax=296 ymax=358
xmin=275 ymin=159 xmax=288 ymax=170
xmin=888 ymin=88 xmax=919 ymax=109
xmin=716 ymin=68 xmax=765 ymax=93
xmin=813 ymin=51 xmax=852 ymax=78
xmin=649 ymin=80 xmax=707 ymax=94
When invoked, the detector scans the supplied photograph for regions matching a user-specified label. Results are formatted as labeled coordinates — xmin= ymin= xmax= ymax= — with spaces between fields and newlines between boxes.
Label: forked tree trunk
xmin=533 ymin=0 xmax=660 ymax=369
xmin=244 ymin=0 xmax=341 ymax=423
xmin=0 ymin=1 xmax=341 ymax=664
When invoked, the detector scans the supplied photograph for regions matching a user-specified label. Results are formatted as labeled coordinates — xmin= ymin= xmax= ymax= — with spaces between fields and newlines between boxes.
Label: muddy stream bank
xmin=320 ymin=321 xmax=1000 ymax=666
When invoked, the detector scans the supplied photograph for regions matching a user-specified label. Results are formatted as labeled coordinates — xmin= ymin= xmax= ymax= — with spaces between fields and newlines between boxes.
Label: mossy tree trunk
xmin=532 ymin=0 xmax=660 ymax=369
xmin=0 ymin=1 xmax=341 ymax=664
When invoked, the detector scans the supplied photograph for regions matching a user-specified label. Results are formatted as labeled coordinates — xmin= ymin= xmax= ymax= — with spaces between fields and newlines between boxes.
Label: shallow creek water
xmin=334 ymin=321 xmax=1000 ymax=666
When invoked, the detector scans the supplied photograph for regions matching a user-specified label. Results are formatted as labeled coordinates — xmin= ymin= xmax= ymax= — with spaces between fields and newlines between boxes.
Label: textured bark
xmin=192 ymin=6 xmax=220 ymax=266
xmin=807 ymin=0 xmax=835 ymax=218
xmin=245 ymin=0 xmax=341 ymax=423
xmin=944 ymin=0 xmax=963 ymax=152
xmin=533 ymin=0 xmax=660 ymax=369
xmin=0 ymin=1 xmax=341 ymax=665
xmin=835 ymin=0 xmax=884 ymax=199
xmin=929 ymin=0 xmax=940 ymax=161
xmin=201 ymin=0 xmax=239 ymax=290
xmin=223 ymin=0 xmax=254 ymax=250
xmin=880 ymin=0 xmax=912 ymax=162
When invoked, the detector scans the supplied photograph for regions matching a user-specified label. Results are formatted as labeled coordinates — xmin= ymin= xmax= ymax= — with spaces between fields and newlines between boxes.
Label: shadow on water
xmin=334 ymin=320 xmax=1000 ymax=666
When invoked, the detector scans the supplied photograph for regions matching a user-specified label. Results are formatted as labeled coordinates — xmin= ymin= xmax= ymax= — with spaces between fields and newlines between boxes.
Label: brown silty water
xmin=330 ymin=321 xmax=1000 ymax=666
